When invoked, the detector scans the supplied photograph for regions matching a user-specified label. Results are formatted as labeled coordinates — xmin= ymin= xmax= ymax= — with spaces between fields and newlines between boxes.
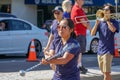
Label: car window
xmin=10 ymin=20 xmax=31 ymax=31
xmin=0 ymin=20 xmax=10 ymax=31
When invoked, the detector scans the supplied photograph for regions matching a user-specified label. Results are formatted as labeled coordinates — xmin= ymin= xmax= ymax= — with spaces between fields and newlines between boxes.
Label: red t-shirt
xmin=71 ymin=4 xmax=87 ymax=36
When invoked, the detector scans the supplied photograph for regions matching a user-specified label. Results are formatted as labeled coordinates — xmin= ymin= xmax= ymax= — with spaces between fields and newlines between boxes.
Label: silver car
xmin=86 ymin=20 xmax=120 ymax=54
xmin=0 ymin=17 xmax=48 ymax=57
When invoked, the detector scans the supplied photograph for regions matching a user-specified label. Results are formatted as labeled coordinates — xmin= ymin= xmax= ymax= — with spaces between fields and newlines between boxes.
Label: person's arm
xmin=74 ymin=10 xmax=92 ymax=31
xmin=44 ymin=34 xmax=54 ymax=52
xmin=107 ymin=20 xmax=116 ymax=32
xmin=91 ymin=20 xmax=100 ymax=36
xmin=83 ymin=21 xmax=92 ymax=32
xmin=44 ymin=49 xmax=56 ymax=70
xmin=42 ymin=52 xmax=74 ymax=65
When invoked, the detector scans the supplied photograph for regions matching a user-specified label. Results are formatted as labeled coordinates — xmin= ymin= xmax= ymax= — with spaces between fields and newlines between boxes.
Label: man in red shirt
xmin=71 ymin=0 xmax=91 ymax=74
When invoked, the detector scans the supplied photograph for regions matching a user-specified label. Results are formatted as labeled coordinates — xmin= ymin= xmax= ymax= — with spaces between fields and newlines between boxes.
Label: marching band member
xmin=71 ymin=0 xmax=91 ymax=74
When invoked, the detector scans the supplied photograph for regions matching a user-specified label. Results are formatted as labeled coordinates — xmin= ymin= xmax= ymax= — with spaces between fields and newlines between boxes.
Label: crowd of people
xmin=41 ymin=0 xmax=119 ymax=80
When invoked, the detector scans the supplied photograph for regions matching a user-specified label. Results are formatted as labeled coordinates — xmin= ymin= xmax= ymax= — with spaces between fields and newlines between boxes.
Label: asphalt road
xmin=0 ymin=53 xmax=119 ymax=72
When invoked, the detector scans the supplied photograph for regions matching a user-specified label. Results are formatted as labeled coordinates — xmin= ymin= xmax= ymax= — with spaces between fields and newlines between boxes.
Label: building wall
xmin=0 ymin=0 xmax=11 ymax=4
xmin=11 ymin=0 xmax=37 ymax=25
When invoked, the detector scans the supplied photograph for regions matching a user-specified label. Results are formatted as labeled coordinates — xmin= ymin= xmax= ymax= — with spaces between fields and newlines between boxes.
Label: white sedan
xmin=0 ymin=17 xmax=48 ymax=57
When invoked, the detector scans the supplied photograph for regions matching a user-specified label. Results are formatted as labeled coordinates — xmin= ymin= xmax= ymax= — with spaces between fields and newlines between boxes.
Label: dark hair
xmin=66 ymin=18 xmax=74 ymax=29
xmin=104 ymin=3 xmax=115 ymax=13
xmin=63 ymin=18 xmax=76 ymax=39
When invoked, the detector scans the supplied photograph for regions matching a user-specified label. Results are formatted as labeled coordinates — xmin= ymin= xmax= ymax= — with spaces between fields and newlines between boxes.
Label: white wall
xmin=11 ymin=0 xmax=37 ymax=25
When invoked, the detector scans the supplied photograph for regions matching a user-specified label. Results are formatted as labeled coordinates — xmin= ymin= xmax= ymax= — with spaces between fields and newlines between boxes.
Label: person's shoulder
xmin=51 ymin=19 xmax=58 ymax=28
xmin=111 ymin=19 xmax=118 ymax=23
xmin=63 ymin=12 xmax=70 ymax=18
xmin=72 ymin=4 xmax=79 ymax=10
xmin=53 ymin=38 xmax=61 ymax=44
xmin=72 ymin=6 xmax=82 ymax=15
xmin=63 ymin=12 xmax=68 ymax=15
xmin=52 ymin=19 xmax=58 ymax=24
xmin=68 ymin=38 xmax=80 ymax=47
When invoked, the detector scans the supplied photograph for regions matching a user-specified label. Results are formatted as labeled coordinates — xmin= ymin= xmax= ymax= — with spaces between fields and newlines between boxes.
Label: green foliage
xmin=87 ymin=15 xmax=96 ymax=20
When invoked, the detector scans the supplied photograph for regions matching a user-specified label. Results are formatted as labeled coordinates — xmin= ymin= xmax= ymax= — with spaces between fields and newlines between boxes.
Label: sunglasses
xmin=54 ymin=12 xmax=60 ymax=15
xmin=57 ymin=25 xmax=67 ymax=30
xmin=103 ymin=8 xmax=110 ymax=11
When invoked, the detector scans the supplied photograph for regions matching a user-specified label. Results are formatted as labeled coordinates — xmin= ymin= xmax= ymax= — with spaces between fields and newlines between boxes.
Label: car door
xmin=9 ymin=19 xmax=32 ymax=54
xmin=115 ymin=21 xmax=120 ymax=50
xmin=0 ymin=20 xmax=12 ymax=54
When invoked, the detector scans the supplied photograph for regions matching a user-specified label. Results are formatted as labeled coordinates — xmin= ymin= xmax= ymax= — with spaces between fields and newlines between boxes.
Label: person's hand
xmin=95 ymin=19 xmax=100 ymax=25
xmin=41 ymin=58 xmax=49 ymax=65
xmin=43 ymin=47 xmax=49 ymax=53
xmin=104 ymin=15 xmax=110 ymax=21
xmin=44 ymin=50 xmax=52 ymax=59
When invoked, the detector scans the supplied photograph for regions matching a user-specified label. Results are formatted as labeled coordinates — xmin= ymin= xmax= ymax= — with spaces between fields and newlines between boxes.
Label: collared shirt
xmin=51 ymin=20 xmax=60 ymax=39
xmin=71 ymin=4 xmax=87 ymax=36
xmin=97 ymin=19 xmax=119 ymax=55
xmin=50 ymin=37 xmax=80 ymax=80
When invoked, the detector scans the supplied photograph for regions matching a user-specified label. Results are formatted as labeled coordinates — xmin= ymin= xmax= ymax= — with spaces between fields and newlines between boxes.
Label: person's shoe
xmin=79 ymin=66 xmax=88 ymax=74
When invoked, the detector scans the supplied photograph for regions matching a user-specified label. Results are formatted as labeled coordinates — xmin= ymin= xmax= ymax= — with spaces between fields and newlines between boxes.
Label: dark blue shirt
xmin=97 ymin=19 xmax=119 ymax=55
xmin=63 ymin=12 xmax=70 ymax=19
xmin=50 ymin=37 xmax=80 ymax=80
xmin=51 ymin=20 xmax=60 ymax=39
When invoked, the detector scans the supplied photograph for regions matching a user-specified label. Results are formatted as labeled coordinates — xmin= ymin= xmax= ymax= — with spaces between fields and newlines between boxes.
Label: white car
xmin=0 ymin=17 xmax=48 ymax=57
xmin=86 ymin=20 xmax=120 ymax=54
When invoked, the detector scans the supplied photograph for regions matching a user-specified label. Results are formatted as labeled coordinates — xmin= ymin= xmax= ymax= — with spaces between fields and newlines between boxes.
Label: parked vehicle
xmin=0 ymin=17 xmax=48 ymax=57
xmin=86 ymin=20 xmax=120 ymax=54
xmin=0 ymin=12 xmax=17 ymax=18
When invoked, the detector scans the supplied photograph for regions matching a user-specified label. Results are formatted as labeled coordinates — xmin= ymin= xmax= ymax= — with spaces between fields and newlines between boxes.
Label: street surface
xmin=0 ymin=53 xmax=120 ymax=80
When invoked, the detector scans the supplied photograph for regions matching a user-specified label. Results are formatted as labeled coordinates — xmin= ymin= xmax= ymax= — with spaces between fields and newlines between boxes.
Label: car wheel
xmin=34 ymin=40 xmax=42 ymax=57
xmin=27 ymin=40 xmax=42 ymax=58
xmin=90 ymin=38 xmax=99 ymax=54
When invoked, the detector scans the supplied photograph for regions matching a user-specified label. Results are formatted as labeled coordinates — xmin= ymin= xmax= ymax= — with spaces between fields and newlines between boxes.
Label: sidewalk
xmin=81 ymin=66 xmax=120 ymax=80
xmin=0 ymin=65 xmax=120 ymax=80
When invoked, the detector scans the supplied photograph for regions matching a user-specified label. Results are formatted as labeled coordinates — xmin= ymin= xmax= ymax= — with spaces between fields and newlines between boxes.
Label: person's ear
xmin=70 ymin=29 xmax=73 ymax=32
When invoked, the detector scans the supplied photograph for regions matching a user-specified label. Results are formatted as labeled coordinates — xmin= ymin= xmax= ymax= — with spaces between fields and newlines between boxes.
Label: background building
xmin=0 ymin=0 xmax=120 ymax=27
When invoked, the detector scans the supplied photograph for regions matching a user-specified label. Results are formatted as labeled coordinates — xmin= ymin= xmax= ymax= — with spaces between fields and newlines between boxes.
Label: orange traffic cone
xmin=27 ymin=39 xmax=38 ymax=61
xmin=114 ymin=37 xmax=120 ymax=58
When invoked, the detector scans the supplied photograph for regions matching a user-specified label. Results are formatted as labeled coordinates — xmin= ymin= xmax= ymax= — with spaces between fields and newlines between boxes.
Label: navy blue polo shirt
xmin=97 ymin=19 xmax=119 ymax=55
xmin=50 ymin=37 xmax=80 ymax=80
xmin=51 ymin=20 xmax=60 ymax=39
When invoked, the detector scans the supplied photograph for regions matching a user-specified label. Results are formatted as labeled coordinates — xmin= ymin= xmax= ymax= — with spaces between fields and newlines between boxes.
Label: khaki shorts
xmin=97 ymin=53 xmax=113 ymax=73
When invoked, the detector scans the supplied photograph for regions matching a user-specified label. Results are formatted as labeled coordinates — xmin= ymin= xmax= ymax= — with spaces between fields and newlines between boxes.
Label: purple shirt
xmin=97 ymin=19 xmax=119 ymax=55
xmin=51 ymin=20 xmax=60 ymax=39
xmin=50 ymin=37 xmax=80 ymax=80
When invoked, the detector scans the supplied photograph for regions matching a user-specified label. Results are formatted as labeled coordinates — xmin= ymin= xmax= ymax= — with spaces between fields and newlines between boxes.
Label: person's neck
xmin=75 ymin=2 xmax=82 ymax=8
xmin=61 ymin=36 xmax=70 ymax=45
xmin=57 ymin=18 xmax=62 ymax=23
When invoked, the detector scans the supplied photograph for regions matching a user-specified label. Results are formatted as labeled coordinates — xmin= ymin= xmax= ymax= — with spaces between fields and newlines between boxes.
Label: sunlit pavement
xmin=0 ymin=65 xmax=120 ymax=80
